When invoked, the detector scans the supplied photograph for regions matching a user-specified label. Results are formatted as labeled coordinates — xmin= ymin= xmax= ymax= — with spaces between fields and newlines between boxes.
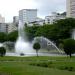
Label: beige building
xmin=67 ymin=0 xmax=75 ymax=18
xmin=7 ymin=23 xmax=18 ymax=33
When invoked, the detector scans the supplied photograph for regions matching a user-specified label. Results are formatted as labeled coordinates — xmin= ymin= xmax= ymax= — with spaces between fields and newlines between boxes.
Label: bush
xmin=68 ymin=67 xmax=74 ymax=71
xmin=0 ymin=47 xmax=6 ymax=57
xmin=30 ymin=61 xmax=53 ymax=68
xmin=59 ymin=66 xmax=74 ymax=71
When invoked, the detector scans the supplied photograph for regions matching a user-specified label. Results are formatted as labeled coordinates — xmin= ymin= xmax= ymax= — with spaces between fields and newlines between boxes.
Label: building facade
xmin=0 ymin=23 xmax=8 ymax=33
xmin=67 ymin=0 xmax=75 ymax=18
xmin=19 ymin=9 xmax=37 ymax=25
xmin=29 ymin=17 xmax=45 ymax=26
xmin=7 ymin=23 xmax=18 ymax=33
xmin=45 ymin=12 xmax=66 ymax=24
xmin=13 ymin=16 xmax=19 ymax=24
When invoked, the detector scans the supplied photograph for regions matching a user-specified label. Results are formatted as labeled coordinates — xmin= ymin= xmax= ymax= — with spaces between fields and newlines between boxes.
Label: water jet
xmin=15 ymin=20 xmax=35 ymax=55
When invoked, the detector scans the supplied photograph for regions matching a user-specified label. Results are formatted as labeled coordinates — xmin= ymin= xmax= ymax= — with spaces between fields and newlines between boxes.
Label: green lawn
xmin=0 ymin=56 xmax=75 ymax=75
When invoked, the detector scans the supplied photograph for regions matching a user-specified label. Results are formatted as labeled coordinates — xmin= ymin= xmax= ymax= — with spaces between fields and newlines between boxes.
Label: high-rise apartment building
xmin=67 ymin=0 xmax=75 ymax=18
xmin=19 ymin=9 xmax=37 ymax=25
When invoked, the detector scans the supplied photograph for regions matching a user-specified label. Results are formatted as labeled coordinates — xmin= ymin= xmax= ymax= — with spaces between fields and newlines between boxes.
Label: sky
xmin=0 ymin=0 xmax=66 ymax=22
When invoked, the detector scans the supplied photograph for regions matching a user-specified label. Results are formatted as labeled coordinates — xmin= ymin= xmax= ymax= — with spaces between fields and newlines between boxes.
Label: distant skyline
xmin=0 ymin=0 xmax=66 ymax=22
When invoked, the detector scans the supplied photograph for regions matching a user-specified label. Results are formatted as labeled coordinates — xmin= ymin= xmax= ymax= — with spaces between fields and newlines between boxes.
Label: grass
xmin=0 ymin=56 xmax=75 ymax=75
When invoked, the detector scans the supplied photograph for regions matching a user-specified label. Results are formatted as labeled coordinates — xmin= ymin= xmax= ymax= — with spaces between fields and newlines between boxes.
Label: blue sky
xmin=0 ymin=0 xmax=66 ymax=22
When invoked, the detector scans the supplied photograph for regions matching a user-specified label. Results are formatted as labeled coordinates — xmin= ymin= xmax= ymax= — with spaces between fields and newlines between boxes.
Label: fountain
xmin=0 ymin=43 xmax=3 ymax=47
xmin=15 ymin=21 xmax=35 ymax=55
xmin=33 ymin=36 xmax=63 ymax=53
xmin=14 ymin=20 xmax=63 ymax=56
xmin=0 ymin=20 xmax=63 ymax=56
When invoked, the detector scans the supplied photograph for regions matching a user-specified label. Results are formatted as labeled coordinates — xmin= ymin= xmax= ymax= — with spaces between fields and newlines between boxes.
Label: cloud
xmin=34 ymin=0 xmax=66 ymax=17
xmin=0 ymin=0 xmax=66 ymax=22
xmin=0 ymin=0 xmax=36 ymax=22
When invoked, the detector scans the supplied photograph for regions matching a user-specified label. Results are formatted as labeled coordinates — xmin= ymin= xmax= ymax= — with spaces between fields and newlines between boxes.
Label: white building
xmin=29 ymin=17 xmax=45 ymax=26
xmin=19 ymin=9 xmax=37 ymax=25
xmin=35 ymin=17 xmax=45 ymax=25
xmin=45 ymin=12 xmax=66 ymax=24
xmin=67 ymin=0 xmax=75 ymax=18
xmin=0 ymin=15 xmax=5 ymax=23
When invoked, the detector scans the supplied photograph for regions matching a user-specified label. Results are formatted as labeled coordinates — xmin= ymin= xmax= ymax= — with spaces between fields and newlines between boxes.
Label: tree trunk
xmin=69 ymin=52 xmax=71 ymax=58
xmin=36 ymin=50 xmax=38 ymax=57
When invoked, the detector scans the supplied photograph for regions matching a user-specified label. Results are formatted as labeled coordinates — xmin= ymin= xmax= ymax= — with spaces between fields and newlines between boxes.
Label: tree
xmin=53 ymin=18 xmax=75 ymax=45
xmin=25 ymin=26 xmax=40 ymax=42
xmin=0 ymin=47 xmax=6 ymax=57
xmin=7 ymin=30 xmax=18 ymax=42
xmin=63 ymin=39 xmax=75 ymax=58
xmin=35 ymin=25 xmax=55 ymax=40
xmin=0 ymin=32 xmax=7 ymax=43
xmin=33 ymin=42 xmax=41 ymax=57
xmin=25 ymin=18 xmax=75 ymax=46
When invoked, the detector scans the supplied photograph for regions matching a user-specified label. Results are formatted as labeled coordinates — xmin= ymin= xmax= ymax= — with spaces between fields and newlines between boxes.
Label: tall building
xmin=13 ymin=16 xmax=19 ymax=24
xmin=19 ymin=9 xmax=37 ymax=25
xmin=67 ymin=0 xmax=75 ymax=18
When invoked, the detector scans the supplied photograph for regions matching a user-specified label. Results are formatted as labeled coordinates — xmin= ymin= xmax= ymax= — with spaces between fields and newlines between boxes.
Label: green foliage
xmin=59 ymin=66 xmax=74 ymax=71
xmin=0 ymin=32 xmax=7 ymax=43
xmin=54 ymin=18 xmax=75 ymax=39
xmin=30 ymin=61 xmax=75 ymax=72
xmin=30 ymin=61 xmax=53 ymax=68
xmin=0 ymin=31 xmax=18 ymax=42
xmin=25 ymin=26 xmax=40 ymax=42
xmin=63 ymin=39 xmax=75 ymax=58
xmin=7 ymin=30 xmax=18 ymax=42
xmin=33 ymin=42 xmax=41 ymax=56
xmin=35 ymin=25 xmax=55 ymax=40
xmin=25 ymin=18 xmax=75 ymax=46
xmin=0 ymin=47 xmax=6 ymax=57
xmin=33 ymin=42 xmax=41 ymax=50
xmin=54 ymin=18 xmax=75 ymax=29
